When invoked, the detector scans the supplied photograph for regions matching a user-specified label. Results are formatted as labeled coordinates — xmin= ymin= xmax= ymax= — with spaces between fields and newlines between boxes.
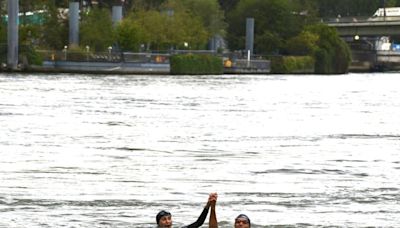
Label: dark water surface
xmin=0 ymin=73 xmax=399 ymax=227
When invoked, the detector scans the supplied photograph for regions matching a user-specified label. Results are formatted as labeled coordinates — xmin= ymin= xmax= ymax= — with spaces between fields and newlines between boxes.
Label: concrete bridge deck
xmin=326 ymin=17 xmax=400 ymax=36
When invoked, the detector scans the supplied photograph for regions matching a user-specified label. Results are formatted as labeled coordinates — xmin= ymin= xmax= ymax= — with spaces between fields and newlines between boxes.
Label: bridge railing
xmin=322 ymin=16 xmax=371 ymax=24
xmin=324 ymin=16 xmax=400 ymax=24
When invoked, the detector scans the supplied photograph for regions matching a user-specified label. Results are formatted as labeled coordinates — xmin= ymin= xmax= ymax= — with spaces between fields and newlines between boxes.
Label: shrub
xmin=170 ymin=54 xmax=223 ymax=75
xmin=271 ymin=55 xmax=315 ymax=74
xmin=20 ymin=45 xmax=43 ymax=66
xmin=305 ymin=24 xmax=351 ymax=74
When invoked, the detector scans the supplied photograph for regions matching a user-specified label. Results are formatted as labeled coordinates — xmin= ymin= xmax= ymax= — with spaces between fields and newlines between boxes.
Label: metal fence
xmin=2 ymin=48 xmax=270 ymax=73
xmin=37 ymin=50 xmax=176 ymax=63
xmin=231 ymin=59 xmax=270 ymax=69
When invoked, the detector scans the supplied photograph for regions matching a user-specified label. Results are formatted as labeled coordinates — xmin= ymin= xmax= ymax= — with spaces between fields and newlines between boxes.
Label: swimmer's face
xmin=234 ymin=218 xmax=250 ymax=228
xmin=158 ymin=215 xmax=172 ymax=228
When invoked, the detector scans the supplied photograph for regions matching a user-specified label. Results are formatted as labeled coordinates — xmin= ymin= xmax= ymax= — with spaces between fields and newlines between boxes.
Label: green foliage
xmin=285 ymin=31 xmax=319 ymax=56
xmin=41 ymin=1 xmax=68 ymax=50
xmin=255 ymin=31 xmax=283 ymax=54
xmin=271 ymin=56 xmax=315 ymax=73
xmin=132 ymin=8 xmax=209 ymax=50
xmin=0 ymin=20 xmax=6 ymax=44
xmin=131 ymin=0 xmax=167 ymax=10
xmin=19 ymin=24 xmax=41 ymax=45
xmin=115 ymin=18 xmax=144 ymax=51
xmin=0 ymin=43 xmax=6 ymax=64
xmin=80 ymin=7 xmax=115 ymax=51
xmin=218 ymin=0 xmax=241 ymax=12
xmin=170 ymin=54 xmax=223 ymax=75
xmin=171 ymin=0 xmax=227 ymax=36
xmin=227 ymin=0 xmax=305 ymax=54
xmin=20 ymin=45 xmax=43 ymax=65
xmin=305 ymin=24 xmax=351 ymax=74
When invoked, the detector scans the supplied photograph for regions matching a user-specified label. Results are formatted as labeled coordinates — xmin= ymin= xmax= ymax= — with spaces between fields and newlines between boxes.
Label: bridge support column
xmin=112 ymin=5 xmax=123 ymax=27
xmin=69 ymin=1 xmax=80 ymax=47
xmin=245 ymin=18 xmax=255 ymax=56
xmin=7 ymin=0 xmax=19 ymax=70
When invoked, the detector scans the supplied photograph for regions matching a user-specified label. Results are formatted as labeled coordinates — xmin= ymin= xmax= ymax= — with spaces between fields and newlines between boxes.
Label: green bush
xmin=271 ymin=56 xmax=315 ymax=74
xmin=0 ymin=43 xmax=6 ymax=64
xmin=305 ymin=24 xmax=351 ymax=74
xmin=20 ymin=45 xmax=43 ymax=66
xmin=170 ymin=54 xmax=223 ymax=75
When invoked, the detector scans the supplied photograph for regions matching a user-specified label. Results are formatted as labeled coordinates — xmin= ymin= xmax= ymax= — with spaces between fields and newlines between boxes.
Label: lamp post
xmin=86 ymin=45 xmax=90 ymax=61
xmin=63 ymin=45 xmax=68 ymax=60
xmin=108 ymin=46 xmax=112 ymax=61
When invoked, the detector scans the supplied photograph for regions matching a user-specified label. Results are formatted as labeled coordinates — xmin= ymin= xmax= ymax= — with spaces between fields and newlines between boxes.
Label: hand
xmin=208 ymin=193 xmax=218 ymax=207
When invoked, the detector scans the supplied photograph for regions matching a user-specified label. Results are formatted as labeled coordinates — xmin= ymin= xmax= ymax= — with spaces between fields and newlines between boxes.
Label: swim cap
xmin=235 ymin=214 xmax=251 ymax=226
xmin=156 ymin=210 xmax=171 ymax=224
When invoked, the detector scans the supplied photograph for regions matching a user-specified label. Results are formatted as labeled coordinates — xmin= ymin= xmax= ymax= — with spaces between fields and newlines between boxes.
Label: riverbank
xmin=37 ymin=61 xmax=171 ymax=75
xmin=3 ymin=59 xmax=271 ymax=75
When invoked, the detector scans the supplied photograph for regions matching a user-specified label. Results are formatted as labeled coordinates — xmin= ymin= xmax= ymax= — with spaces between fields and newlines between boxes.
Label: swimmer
xmin=234 ymin=214 xmax=251 ymax=228
xmin=156 ymin=193 xmax=218 ymax=228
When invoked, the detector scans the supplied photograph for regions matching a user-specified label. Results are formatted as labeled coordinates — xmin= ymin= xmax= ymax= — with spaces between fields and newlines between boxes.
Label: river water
xmin=0 ymin=73 xmax=399 ymax=228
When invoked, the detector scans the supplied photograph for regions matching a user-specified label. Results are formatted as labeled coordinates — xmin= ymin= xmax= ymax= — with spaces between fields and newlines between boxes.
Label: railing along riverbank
xmin=0 ymin=49 xmax=271 ymax=75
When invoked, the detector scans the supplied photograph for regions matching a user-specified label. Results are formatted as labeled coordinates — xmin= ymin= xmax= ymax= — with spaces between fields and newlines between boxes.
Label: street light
xmin=354 ymin=35 xmax=360 ymax=41
xmin=63 ymin=45 xmax=68 ymax=60
xmin=85 ymin=45 xmax=90 ymax=61
xmin=108 ymin=46 xmax=112 ymax=61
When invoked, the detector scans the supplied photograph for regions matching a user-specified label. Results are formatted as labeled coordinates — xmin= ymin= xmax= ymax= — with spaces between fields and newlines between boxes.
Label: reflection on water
xmin=0 ymin=73 xmax=400 ymax=227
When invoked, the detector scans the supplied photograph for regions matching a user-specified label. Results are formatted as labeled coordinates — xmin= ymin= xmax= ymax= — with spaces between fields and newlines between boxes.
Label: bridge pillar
xmin=69 ymin=1 xmax=80 ymax=47
xmin=245 ymin=18 xmax=255 ymax=56
xmin=7 ymin=0 xmax=19 ymax=70
xmin=112 ymin=5 xmax=123 ymax=27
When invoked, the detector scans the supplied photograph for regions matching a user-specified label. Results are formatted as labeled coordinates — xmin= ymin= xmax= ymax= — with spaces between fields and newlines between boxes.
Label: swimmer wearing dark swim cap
xmin=155 ymin=193 xmax=217 ymax=228
xmin=234 ymin=214 xmax=251 ymax=228
xmin=156 ymin=210 xmax=172 ymax=227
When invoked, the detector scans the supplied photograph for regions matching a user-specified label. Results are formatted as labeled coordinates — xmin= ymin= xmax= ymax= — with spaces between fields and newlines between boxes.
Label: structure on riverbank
xmin=30 ymin=51 xmax=270 ymax=75
xmin=7 ymin=0 xmax=19 ymax=70
xmin=326 ymin=12 xmax=400 ymax=72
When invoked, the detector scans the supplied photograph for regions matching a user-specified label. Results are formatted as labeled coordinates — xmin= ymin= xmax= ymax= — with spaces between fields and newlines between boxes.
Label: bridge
xmin=326 ymin=17 xmax=400 ymax=71
xmin=326 ymin=17 xmax=400 ymax=37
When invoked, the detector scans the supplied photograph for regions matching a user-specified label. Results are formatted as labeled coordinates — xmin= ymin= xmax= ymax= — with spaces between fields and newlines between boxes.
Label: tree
xmin=218 ymin=0 xmax=240 ymax=12
xmin=131 ymin=5 xmax=209 ymax=50
xmin=132 ymin=10 xmax=169 ymax=50
xmin=306 ymin=24 xmax=351 ymax=74
xmin=227 ymin=0 xmax=305 ymax=54
xmin=285 ymin=31 xmax=319 ymax=55
xmin=41 ymin=1 xmax=68 ymax=49
xmin=160 ymin=1 xmax=210 ymax=49
xmin=130 ymin=0 xmax=167 ymax=10
xmin=170 ymin=0 xmax=227 ymax=37
xmin=80 ymin=7 xmax=115 ymax=51
xmin=115 ymin=18 xmax=144 ymax=51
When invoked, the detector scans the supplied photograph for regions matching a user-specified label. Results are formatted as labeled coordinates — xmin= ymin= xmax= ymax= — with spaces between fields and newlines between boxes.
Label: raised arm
xmin=184 ymin=193 xmax=216 ymax=228
xmin=209 ymin=193 xmax=218 ymax=228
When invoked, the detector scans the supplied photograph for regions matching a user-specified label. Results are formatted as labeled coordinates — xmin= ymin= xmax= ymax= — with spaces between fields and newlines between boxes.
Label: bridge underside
xmin=328 ymin=21 xmax=400 ymax=36
xmin=327 ymin=19 xmax=400 ymax=72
